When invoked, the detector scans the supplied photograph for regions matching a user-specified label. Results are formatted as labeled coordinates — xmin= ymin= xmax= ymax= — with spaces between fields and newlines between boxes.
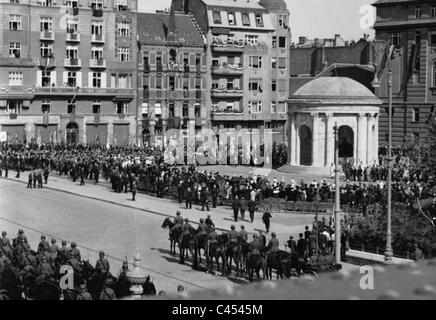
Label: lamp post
xmin=385 ymin=69 xmax=394 ymax=263
xmin=333 ymin=124 xmax=342 ymax=265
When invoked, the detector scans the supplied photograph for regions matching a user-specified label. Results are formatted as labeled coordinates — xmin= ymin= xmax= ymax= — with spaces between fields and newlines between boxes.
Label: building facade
xmin=137 ymin=9 xmax=207 ymax=147
xmin=173 ymin=0 xmax=291 ymax=144
xmin=0 ymin=0 xmax=138 ymax=146
xmin=373 ymin=0 xmax=436 ymax=146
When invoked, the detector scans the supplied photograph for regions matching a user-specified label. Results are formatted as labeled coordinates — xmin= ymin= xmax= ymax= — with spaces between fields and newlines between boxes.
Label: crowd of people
xmin=0 ymin=228 xmax=160 ymax=300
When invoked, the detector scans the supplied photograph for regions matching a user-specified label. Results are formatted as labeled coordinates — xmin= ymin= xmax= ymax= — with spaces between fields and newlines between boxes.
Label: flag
xmin=37 ymin=129 xmax=41 ymax=147
xmin=377 ymin=41 xmax=395 ymax=80
xmin=398 ymin=43 xmax=419 ymax=97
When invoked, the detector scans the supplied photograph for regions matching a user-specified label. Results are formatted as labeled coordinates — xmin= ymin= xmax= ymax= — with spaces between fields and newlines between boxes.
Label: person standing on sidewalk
xmin=43 ymin=166 xmax=49 ymax=184
xmin=248 ymin=199 xmax=256 ymax=223
xmin=239 ymin=196 xmax=247 ymax=221
xmin=185 ymin=187 xmax=193 ymax=209
xmin=200 ymin=187 xmax=210 ymax=212
xmin=131 ymin=180 xmax=137 ymax=201
xmin=232 ymin=195 xmax=240 ymax=222
xmin=262 ymin=211 xmax=272 ymax=233
xmin=27 ymin=171 xmax=33 ymax=189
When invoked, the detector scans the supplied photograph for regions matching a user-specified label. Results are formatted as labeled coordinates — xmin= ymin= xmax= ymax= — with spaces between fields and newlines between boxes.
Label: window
xmin=40 ymin=17 xmax=53 ymax=32
xmin=40 ymin=43 xmax=53 ymax=58
xmin=432 ymin=7 xmax=436 ymax=18
xmin=415 ymin=32 xmax=421 ymax=72
xmin=115 ymin=0 xmax=128 ymax=11
xmin=249 ymin=101 xmax=262 ymax=113
xmin=249 ymin=79 xmax=262 ymax=92
xmin=39 ymin=0 xmax=52 ymax=6
xmin=272 ymin=36 xmax=277 ymax=48
xmin=278 ymin=57 xmax=287 ymax=69
xmin=228 ymin=12 xmax=235 ymax=25
xmin=9 ymin=15 xmax=21 ymax=31
xmin=183 ymin=103 xmax=188 ymax=117
xmin=272 ymin=57 xmax=277 ymax=69
xmin=91 ymin=21 xmax=103 ymax=36
xmin=118 ymin=74 xmax=128 ymax=88
xmin=391 ymin=33 xmax=400 ymax=47
xmin=169 ymin=76 xmax=175 ymax=90
xmin=412 ymin=107 xmax=420 ymax=122
xmin=42 ymin=71 xmax=51 ymax=87
xmin=9 ymin=43 xmax=21 ymax=58
xmin=41 ymin=100 xmax=51 ymax=113
xmin=431 ymin=34 xmax=436 ymax=44
xmin=92 ymin=72 xmax=102 ymax=88
xmin=245 ymin=34 xmax=258 ymax=45
xmin=9 ymin=72 xmax=23 ymax=86
xmin=249 ymin=56 xmax=262 ymax=68
xmin=67 ymin=71 xmax=77 ymax=86
xmin=242 ymin=13 xmax=250 ymax=26
xmin=117 ymin=22 xmax=131 ymax=36
xmin=278 ymin=14 xmax=287 ymax=28
xmin=92 ymin=100 xmax=101 ymax=114
xmin=415 ymin=6 xmax=422 ymax=19
xmin=156 ymin=75 xmax=162 ymax=89
xmin=213 ymin=11 xmax=221 ymax=24
xmin=255 ymin=14 xmax=263 ymax=27
xmin=66 ymin=45 xmax=78 ymax=59
xmin=115 ymin=101 xmax=128 ymax=114
xmin=91 ymin=46 xmax=103 ymax=60
xmin=271 ymin=102 xmax=277 ymax=113
xmin=91 ymin=0 xmax=103 ymax=10
xmin=67 ymin=99 xmax=76 ymax=114
xmin=279 ymin=37 xmax=286 ymax=48
xmin=272 ymin=80 xmax=277 ymax=91
xmin=7 ymin=100 xmax=22 ymax=114
xmin=118 ymin=48 xmax=130 ymax=62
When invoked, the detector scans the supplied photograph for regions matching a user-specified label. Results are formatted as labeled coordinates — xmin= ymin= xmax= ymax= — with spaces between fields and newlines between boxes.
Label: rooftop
xmin=201 ymin=0 xmax=265 ymax=9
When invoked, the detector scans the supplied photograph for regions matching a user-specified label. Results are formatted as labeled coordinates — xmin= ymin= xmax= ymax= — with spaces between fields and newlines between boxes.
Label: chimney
xmin=299 ymin=36 xmax=307 ymax=45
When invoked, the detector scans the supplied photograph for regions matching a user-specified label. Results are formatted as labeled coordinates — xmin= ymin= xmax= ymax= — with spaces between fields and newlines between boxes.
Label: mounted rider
xmin=1 ymin=231 xmax=12 ymax=259
xmin=171 ymin=211 xmax=184 ymax=234
xmin=266 ymin=232 xmax=280 ymax=264
xmin=182 ymin=218 xmax=193 ymax=238
xmin=238 ymin=225 xmax=248 ymax=243
xmin=207 ymin=226 xmax=218 ymax=245
xmin=37 ymin=235 xmax=50 ymax=259
xmin=58 ymin=240 xmax=69 ymax=264
xmin=69 ymin=242 xmax=81 ymax=261
xmin=95 ymin=251 xmax=110 ymax=275
xmin=196 ymin=218 xmax=208 ymax=239
xmin=48 ymin=238 xmax=59 ymax=263
xmin=248 ymin=234 xmax=262 ymax=258
xmin=227 ymin=225 xmax=239 ymax=247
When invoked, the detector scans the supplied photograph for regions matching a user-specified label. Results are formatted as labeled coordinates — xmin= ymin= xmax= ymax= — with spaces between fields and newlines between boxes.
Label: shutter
xmin=77 ymin=72 xmax=82 ymax=87
xmin=63 ymin=72 xmax=68 ymax=86
xmin=190 ymin=77 xmax=195 ymax=89
xmin=37 ymin=70 xmax=42 ymax=87
xmin=279 ymin=57 xmax=286 ymax=69
xmin=101 ymin=72 xmax=107 ymax=88
xmin=162 ymin=75 xmax=167 ymax=89
xmin=202 ymin=54 xmax=206 ymax=67
xmin=149 ymin=52 xmax=156 ymax=65
xmin=162 ymin=52 xmax=167 ymax=65
xmin=190 ymin=53 xmax=195 ymax=66
xmin=88 ymin=72 xmax=93 ymax=87
xmin=51 ymin=71 xmax=57 ymax=87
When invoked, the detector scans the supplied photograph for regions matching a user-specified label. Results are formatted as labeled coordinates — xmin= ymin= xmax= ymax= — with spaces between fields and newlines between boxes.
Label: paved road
xmin=0 ymin=178 xmax=244 ymax=295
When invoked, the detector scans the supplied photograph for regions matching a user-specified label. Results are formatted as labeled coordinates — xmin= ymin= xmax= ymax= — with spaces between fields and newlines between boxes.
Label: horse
xmin=235 ymin=240 xmax=249 ymax=277
xmin=161 ymin=218 xmax=181 ymax=255
xmin=194 ymin=231 xmax=208 ymax=265
xmin=0 ymin=265 xmax=23 ymax=300
xmin=265 ymin=250 xmax=293 ymax=280
xmin=226 ymin=240 xmax=240 ymax=275
xmin=206 ymin=234 xmax=227 ymax=274
xmin=27 ymin=275 xmax=61 ymax=300
xmin=179 ymin=232 xmax=196 ymax=267
xmin=246 ymin=254 xmax=266 ymax=281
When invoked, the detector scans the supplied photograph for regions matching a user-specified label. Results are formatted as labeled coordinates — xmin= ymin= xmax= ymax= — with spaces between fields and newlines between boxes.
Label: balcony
xmin=211 ymin=107 xmax=244 ymax=121
xmin=211 ymin=63 xmax=244 ymax=75
xmin=38 ymin=57 xmax=56 ymax=69
xmin=0 ymin=57 xmax=34 ymax=67
xmin=91 ymin=34 xmax=105 ymax=43
xmin=72 ymin=7 xmax=79 ymax=15
xmin=40 ymin=30 xmax=55 ymax=41
xmin=34 ymin=86 xmax=135 ymax=98
xmin=92 ymin=8 xmax=103 ymax=17
xmin=211 ymin=37 xmax=268 ymax=52
xmin=64 ymin=58 xmax=82 ymax=68
xmin=89 ymin=58 xmax=106 ymax=68
xmin=211 ymin=87 xmax=244 ymax=98
xmin=66 ymin=32 xmax=80 ymax=42
xmin=167 ymin=63 xmax=183 ymax=72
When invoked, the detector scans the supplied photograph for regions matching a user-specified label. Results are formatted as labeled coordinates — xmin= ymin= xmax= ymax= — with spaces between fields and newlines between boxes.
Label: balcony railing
xmin=89 ymin=58 xmax=106 ymax=68
xmin=211 ymin=37 xmax=267 ymax=51
xmin=35 ymin=86 xmax=135 ymax=97
xmin=38 ymin=57 xmax=56 ymax=68
xmin=64 ymin=58 xmax=81 ymax=67
xmin=211 ymin=87 xmax=244 ymax=97
xmin=91 ymin=34 xmax=105 ymax=43
xmin=167 ymin=63 xmax=183 ymax=72
xmin=66 ymin=32 xmax=80 ymax=42
xmin=40 ymin=30 xmax=55 ymax=41
xmin=211 ymin=63 xmax=244 ymax=74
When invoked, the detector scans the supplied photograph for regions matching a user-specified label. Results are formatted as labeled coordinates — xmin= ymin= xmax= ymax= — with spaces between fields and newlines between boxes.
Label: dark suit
xmin=232 ymin=198 xmax=240 ymax=222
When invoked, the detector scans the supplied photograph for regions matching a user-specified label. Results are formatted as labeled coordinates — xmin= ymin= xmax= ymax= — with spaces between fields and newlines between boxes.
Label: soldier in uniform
xmin=76 ymin=283 xmax=93 ymax=300
xmin=262 ymin=211 xmax=272 ymax=233
xmin=95 ymin=251 xmax=110 ymax=275
xmin=266 ymin=232 xmax=280 ymax=264
xmin=36 ymin=256 xmax=54 ymax=277
xmin=205 ymin=214 xmax=215 ymax=231
xmin=58 ymin=240 xmax=69 ymax=264
xmin=207 ymin=226 xmax=218 ymax=246
xmin=99 ymin=278 xmax=116 ymax=300
xmin=173 ymin=211 xmax=184 ymax=228
xmin=48 ymin=238 xmax=58 ymax=264
xmin=248 ymin=234 xmax=262 ymax=258
xmin=37 ymin=171 xmax=43 ymax=189
xmin=182 ymin=218 xmax=193 ymax=237
xmin=27 ymin=171 xmax=33 ymax=189
xmin=200 ymin=187 xmax=210 ymax=212
xmin=239 ymin=225 xmax=248 ymax=243
xmin=70 ymin=242 xmax=81 ymax=261
xmin=38 ymin=235 xmax=50 ymax=257
xmin=196 ymin=218 xmax=208 ymax=239
xmin=211 ymin=185 xmax=219 ymax=208
xmin=1 ymin=231 xmax=12 ymax=259
xmin=227 ymin=225 xmax=239 ymax=247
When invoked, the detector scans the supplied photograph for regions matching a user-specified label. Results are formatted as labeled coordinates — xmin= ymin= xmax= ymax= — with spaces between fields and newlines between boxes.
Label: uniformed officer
xmin=266 ymin=232 xmax=280 ymax=254
xmin=239 ymin=225 xmax=248 ymax=243
xmin=197 ymin=218 xmax=208 ymax=238
xmin=174 ymin=211 xmax=184 ymax=226
xmin=95 ymin=251 xmax=110 ymax=275
xmin=248 ymin=234 xmax=262 ymax=257
xmin=207 ymin=226 xmax=218 ymax=245
xmin=36 ymin=256 xmax=54 ymax=277
xmin=38 ymin=235 xmax=50 ymax=256
xmin=227 ymin=225 xmax=239 ymax=246
xmin=185 ymin=187 xmax=193 ymax=209
xmin=205 ymin=214 xmax=215 ymax=231
xmin=0 ymin=231 xmax=12 ymax=259
xmin=99 ymin=278 xmax=116 ymax=300
xmin=48 ymin=238 xmax=58 ymax=263
xmin=76 ymin=283 xmax=93 ymax=300
xmin=58 ymin=240 xmax=69 ymax=263
xmin=17 ymin=229 xmax=28 ymax=243
xmin=200 ymin=187 xmax=210 ymax=212
xmin=182 ymin=218 xmax=193 ymax=237
xmin=70 ymin=242 xmax=81 ymax=261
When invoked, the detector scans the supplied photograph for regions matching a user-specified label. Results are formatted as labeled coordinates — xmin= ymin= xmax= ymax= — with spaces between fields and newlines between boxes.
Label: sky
xmin=138 ymin=0 xmax=376 ymax=41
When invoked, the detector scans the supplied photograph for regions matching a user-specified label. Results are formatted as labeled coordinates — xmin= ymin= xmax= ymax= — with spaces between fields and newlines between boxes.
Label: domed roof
xmin=259 ymin=0 xmax=287 ymax=10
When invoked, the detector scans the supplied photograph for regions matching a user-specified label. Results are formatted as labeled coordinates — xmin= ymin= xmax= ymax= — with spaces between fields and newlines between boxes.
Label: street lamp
xmin=385 ymin=69 xmax=394 ymax=263
xmin=333 ymin=124 xmax=342 ymax=265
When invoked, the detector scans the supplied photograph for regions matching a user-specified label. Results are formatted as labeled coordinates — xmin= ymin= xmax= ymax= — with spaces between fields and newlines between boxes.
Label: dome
xmin=291 ymin=77 xmax=381 ymax=104
xmin=258 ymin=0 xmax=287 ymax=10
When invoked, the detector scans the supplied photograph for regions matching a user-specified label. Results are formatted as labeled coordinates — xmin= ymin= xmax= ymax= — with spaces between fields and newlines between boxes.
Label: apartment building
xmin=137 ymin=8 xmax=207 ymax=147
xmin=0 ymin=0 xmax=138 ymax=146
xmin=173 ymin=0 xmax=291 ymax=144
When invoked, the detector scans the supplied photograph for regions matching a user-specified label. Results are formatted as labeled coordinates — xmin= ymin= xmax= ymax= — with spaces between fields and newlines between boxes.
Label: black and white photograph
xmin=0 ymin=0 xmax=436 ymax=310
